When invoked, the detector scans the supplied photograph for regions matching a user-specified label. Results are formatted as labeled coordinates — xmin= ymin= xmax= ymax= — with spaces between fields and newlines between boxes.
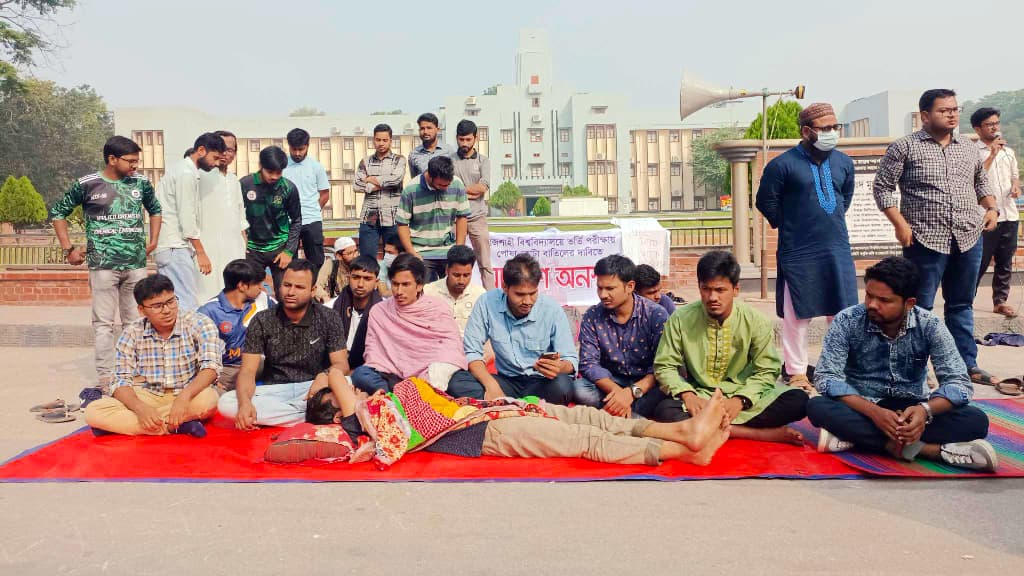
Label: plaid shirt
xmin=873 ymin=130 xmax=993 ymax=254
xmin=113 ymin=310 xmax=223 ymax=394
xmin=355 ymin=151 xmax=407 ymax=227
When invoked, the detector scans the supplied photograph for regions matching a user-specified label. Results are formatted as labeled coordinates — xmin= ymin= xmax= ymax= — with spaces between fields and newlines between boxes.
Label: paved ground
xmin=1 ymin=343 xmax=1022 ymax=574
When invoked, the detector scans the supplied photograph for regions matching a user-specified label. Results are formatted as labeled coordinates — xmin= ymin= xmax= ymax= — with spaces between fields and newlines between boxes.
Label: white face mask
xmin=382 ymin=253 xmax=397 ymax=267
xmin=813 ymin=130 xmax=839 ymax=152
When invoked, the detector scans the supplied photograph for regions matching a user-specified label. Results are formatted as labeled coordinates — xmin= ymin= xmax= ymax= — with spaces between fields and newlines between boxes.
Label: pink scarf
xmin=363 ymin=295 xmax=467 ymax=380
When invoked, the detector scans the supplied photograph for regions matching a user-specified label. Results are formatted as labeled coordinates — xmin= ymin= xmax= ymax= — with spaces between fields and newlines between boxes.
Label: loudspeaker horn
xmin=679 ymin=72 xmax=749 ymax=121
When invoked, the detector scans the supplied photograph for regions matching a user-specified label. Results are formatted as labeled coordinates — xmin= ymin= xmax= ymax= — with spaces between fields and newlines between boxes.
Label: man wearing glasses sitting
xmin=755 ymin=102 xmax=857 ymax=394
xmin=84 ymin=274 xmax=223 ymax=437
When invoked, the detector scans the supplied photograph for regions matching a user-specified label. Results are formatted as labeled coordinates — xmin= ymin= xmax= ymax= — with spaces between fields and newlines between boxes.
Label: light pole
xmin=679 ymin=73 xmax=804 ymax=299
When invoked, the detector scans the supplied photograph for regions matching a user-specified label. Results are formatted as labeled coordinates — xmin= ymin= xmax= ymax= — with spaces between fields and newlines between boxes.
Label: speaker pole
xmin=760 ymin=92 xmax=770 ymax=300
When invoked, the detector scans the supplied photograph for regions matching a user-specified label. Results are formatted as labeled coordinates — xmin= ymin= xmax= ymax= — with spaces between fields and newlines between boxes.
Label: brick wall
xmin=0 ymin=269 xmax=92 ymax=305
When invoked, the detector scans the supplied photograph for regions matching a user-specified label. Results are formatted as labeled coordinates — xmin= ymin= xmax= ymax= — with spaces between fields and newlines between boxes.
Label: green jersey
xmin=239 ymin=172 xmax=302 ymax=255
xmin=51 ymin=173 xmax=161 ymax=270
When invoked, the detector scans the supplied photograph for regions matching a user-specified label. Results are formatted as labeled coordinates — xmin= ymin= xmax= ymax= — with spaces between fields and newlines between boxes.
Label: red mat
xmin=0 ymin=416 xmax=859 ymax=483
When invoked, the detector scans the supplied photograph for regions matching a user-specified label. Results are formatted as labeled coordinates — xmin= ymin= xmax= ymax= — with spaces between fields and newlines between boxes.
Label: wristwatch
xmin=630 ymin=385 xmax=644 ymax=400
xmin=918 ymin=401 xmax=934 ymax=424
xmin=62 ymin=245 xmax=76 ymax=258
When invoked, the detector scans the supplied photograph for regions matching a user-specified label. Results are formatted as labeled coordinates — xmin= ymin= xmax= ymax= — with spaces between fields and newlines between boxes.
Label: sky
xmin=31 ymin=0 xmax=1021 ymax=118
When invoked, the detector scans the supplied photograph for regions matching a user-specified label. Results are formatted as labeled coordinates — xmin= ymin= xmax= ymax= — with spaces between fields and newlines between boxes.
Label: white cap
xmin=333 ymin=236 xmax=356 ymax=253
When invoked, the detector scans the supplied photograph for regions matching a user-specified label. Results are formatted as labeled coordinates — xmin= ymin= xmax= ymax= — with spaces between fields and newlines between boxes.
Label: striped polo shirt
xmin=395 ymin=175 xmax=470 ymax=259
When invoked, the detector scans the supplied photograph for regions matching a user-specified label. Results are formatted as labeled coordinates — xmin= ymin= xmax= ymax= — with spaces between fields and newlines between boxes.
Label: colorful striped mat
xmin=793 ymin=399 xmax=1024 ymax=478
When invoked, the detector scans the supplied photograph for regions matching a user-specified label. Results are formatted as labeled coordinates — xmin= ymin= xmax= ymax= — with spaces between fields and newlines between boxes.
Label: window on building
xmin=502 ymin=129 xmax=513 ymax=144
xmin=559 ymin=163 xmax=571 ymax=177
xmin=502 ymin=164 xmax=515 ymax=180
xmin=850 ymin=118 xmax=870 ymax=137
xmin=648 ymin=199 xmax=660 ymax=211
xmin=591 ymin=106 xmax=608 ymax=115
xmin=321 ymin=139 xmax=331 ymax=150
xmin=250 ymin=140 xmax=260 ymax=152
xmin=343 ymin=170 xmax=355 ymax=180
xmin=156 ymin=132 xmax=164 ymax=145
xmin=529 ymin=129 xmax=543 ymax=143
xmin=629 ymin=131 xmax=634 ymax=144
xmin=586 ymin=126 xmax=596 ymax=139
xmin=479 ymin=127 xmax=489 ymax=141
xmin=559 ymin=128 xmax=570 ymax=142
xmin=671 ymin=199 xmax=681 ymax=210
xmin=145 ymin=132 xmax=153 ymax=145
xmin=530 ymin=164 xmax=543 ymax=178
xmin=343 ymin=138 xmax=353 ymax=150
xmin=532 ymin=97 xmax=540 ymax=108
xmin=647 ymin=164 xmax=658 ymax=176
xmin=670 ymin=131 xmax=680 ymax=142
xmin=911 ymin=112 xmax=921 ymax=132
xmin=630 ymin=163 xmax=635 ymax=177
xmin=606 ymin=162 xmax=615 ymax=175
xmin=466 ymin=109 xmax=479 ymax=117
xmin=393 ymin=139 xmax=401 ymax=152
xmin=670 ymin=163 xmax=681 ymax=176
xmin=587 ymin=162 xmax=597 ymax=175
xmin=647 ymin=132 xmax=657 ymax=144
xmin=605 ymin=125 xmax=615 ymax=139
xmin=692 ymin=130 xmax=703 ymax=140
xmin=346 ymin=207 xmax=356 ymax=218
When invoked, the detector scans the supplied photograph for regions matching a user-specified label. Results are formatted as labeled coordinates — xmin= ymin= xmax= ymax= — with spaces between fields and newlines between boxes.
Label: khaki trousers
xmin=467 ymin=215 xmax=495 ymax=290
xmin=84 ymin=385 xmax=219 ymax=435
xmin=481 ymin=403 xmax=662 ymax=466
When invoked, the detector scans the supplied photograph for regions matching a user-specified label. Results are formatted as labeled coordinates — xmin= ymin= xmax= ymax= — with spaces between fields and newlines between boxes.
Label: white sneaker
xmin=816 ymin=428 xmax=854 ymax=453
xmin=939 ymin=439 xmax=998 ymax=472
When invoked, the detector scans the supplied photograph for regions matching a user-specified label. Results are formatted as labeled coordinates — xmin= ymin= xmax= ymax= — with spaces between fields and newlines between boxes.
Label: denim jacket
xmin=814 ymin=305 xmax=973 ymax=406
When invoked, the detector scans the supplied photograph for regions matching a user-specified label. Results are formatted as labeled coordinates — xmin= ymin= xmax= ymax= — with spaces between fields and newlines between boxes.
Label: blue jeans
xmin=806 ymin=396 xmax=988 ymax=452
xmin=573 ymin=375 xmax=668 ymax=419
xmin=903 ymin=239 xmax=982 ymax=369
xmin=217 ymin=380 xmax=313 ymax=427
xmin=358 ymin=221 xmax=397 ymax=259
xmin=154 ymin=247 xmax=200 ymax=311
xmin=352 ymin=366 xmax=485 ymax=399
xmin=446 ymin=371 xmax=576 ymax=405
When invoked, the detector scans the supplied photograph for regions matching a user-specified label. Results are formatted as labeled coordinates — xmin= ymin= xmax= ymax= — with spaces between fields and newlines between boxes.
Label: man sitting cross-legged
xmin=218 ymin=259 xmax=350 ymax=428
xmin=350 ymin=253 xmax=472 ymax=394
xmin=305 ymin=377 xmax=732 ymax=467
xmin=197 ymin=259 xmax=274 ymax=392
xmin=807 ymin=257 xmax=996 ymax=471
xmin=85 ymin=274 xmax=222 ymax=437
xmin=449 ymin=253 xmax=578 ymax=404
xmin=330 ymin=255 xmax=384 ymax=372
xmin=653 ymin=251 xmax=808 ymax=444
xmin=575 ymin=255 xmax=670 ymax=419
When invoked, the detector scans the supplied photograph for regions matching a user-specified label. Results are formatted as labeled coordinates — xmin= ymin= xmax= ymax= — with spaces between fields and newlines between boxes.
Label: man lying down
xmin=265 ymin=370 xmax=731 ymax=468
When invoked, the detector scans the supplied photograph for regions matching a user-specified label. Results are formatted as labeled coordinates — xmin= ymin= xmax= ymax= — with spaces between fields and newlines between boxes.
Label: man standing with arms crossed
xmin=453 ymin=119 xmax=495 ymax=289
xmin=873 ymin=89 xmax=1000 ymax=386
xmin=971 ymin=107 xmax=1020 ymax=318
xmin=408 ymin=112 xmax=455 ymax=178
xmin=154 ymin=132 xmax=225 ymax=311
xmin=51 ymin=136 xmax=162 ymax=389
xmin=283 ymin=128 xmax=331 ymax=276
xmin=354 ymin=123 xmax=407 ymax=258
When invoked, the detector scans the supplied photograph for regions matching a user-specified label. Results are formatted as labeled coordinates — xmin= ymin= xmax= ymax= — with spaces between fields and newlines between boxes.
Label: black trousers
xmin=299 ymin=221 xmax=326 ymax=277
xmin=652 ymin=388 xmax=809 ymax=426
xmin=976 ymin=220 xmax=1019 ymax=306
xmin=246 ymin=248 xmax=286 ymax=295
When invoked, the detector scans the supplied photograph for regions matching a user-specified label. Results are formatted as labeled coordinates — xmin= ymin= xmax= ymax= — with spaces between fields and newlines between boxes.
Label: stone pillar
xmin=715 ymin=147 xmax=757 ymax=265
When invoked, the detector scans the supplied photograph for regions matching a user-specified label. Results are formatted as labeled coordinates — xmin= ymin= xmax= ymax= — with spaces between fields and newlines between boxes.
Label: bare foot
xmin=670 ymin=389 xmax=726 ymax=451
xmin=691 ymin=426 xmax=731 ymax=466
xmin=733 ymin=426 xmax=804 ymax=446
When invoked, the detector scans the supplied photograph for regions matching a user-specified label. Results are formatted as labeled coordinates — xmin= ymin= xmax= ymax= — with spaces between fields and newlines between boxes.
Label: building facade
xmin=115 ymin=30 xmax=756 ymax=219
xmin=840 ymin=90 xmax=921 ymax=138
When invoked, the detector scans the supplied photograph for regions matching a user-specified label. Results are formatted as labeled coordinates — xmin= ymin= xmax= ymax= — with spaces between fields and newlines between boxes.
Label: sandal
xmin=35 ymin=409 xmax=76 ymax=423
xmin=995 ymin=378 xmax=1024 ymax=396
xmin=993 ymin=303 xmax=1018 ymax=318
xmin=969 ymin=367 xmax=999 ymax=386
xmin=29 ymin=399 xmax=80 ymax=413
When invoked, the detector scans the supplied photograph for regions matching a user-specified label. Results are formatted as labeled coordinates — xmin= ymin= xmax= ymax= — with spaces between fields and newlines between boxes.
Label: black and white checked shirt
xmin=354 ymin=151 xmax=407 ymax=227
xmin=873 ymin=130 xmax=992 ymax=254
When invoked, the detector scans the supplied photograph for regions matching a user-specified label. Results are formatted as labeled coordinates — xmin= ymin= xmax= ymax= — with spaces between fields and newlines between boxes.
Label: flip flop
xmin=995 ymin=378 xmax=1024 ymax=396
xmin=969 ymin=367 xmax=999 ymax=386
xmin=29 ymin=399 xmax=80 ymax=413
xmin=993 ymin=304 xmax=1019 ymax=318
xmin=35 ymin=410 xmax=76 ymax=423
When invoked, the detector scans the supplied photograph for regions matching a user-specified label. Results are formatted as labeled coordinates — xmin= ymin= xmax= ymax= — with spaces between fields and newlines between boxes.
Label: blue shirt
xmin=814 ymin=304 xmax=973 ymax=407
xmin=463 ymin=289 xmax=579 ymax=378
xmin=283 ymin=156 xmax=330 ymax=224
xmin=197 ymin=291 xmax=274 ymax=366
xmin=657 ymin=294 xmax=676 ymax=315
xmin=579 ymin=294 xmax=668 ymax=383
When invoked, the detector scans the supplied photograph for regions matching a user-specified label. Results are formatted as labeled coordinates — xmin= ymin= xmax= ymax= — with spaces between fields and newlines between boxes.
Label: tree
xmin=488 ymin=181 xmax=522 ymax=215
xmin=289 ymin=106 xmax=325 ymax=117
xmin=0 ymin=175 xmax=47 ymax=231
xmin=1 ymin=1 xmax=77 ymax=91
xmin=963 ymin=90 xmax=1024 ymax=174
xmin=533 ymin=196 xmax=551 ymax=216
xmin=482 ymin=85 xmax=498 ymax=96
xmin=744 ymin=100 xmax=803 ymax=140
xmin=561 ymin=185 xmax=591 ymax=197
xmin=688 ymin=127 xmax=743 ymax=196
xmin=0 ymin=79 xmax=113 ymax=206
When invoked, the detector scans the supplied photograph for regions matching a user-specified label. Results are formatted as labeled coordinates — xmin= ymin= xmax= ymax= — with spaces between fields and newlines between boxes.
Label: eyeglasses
xmin=118 ymin=157 xmax=140 ymax=166
xmin=812 ymin=124 xmax=843 ymax=133
xmin=934 ymin=107 xmax=963 ymax=116
xmin=142 ymin=296 xmax=178 ymax=312
xmin=980 ymin=121 xmax=1000 ymax=129
xmin=224 ymin=148 xmax=237 ymax=153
